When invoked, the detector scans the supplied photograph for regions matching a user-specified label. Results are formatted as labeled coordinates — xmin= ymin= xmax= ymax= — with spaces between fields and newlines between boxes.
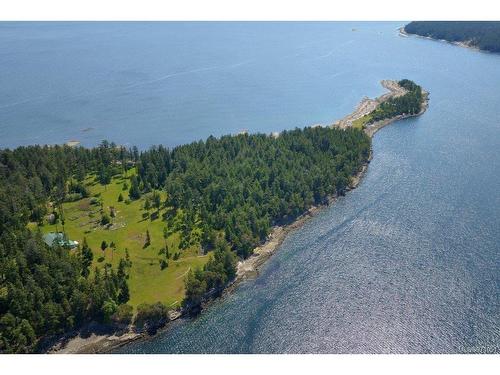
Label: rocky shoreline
xmin=399 ymin=26 xmax=481 ymax=53
xmin=364 ymin=85 xmax=429 ymax=137
xmin=231 ymin=158 xmax=373 ymax=287
xmin=50 ymin=80 xmax=428 ymax=354
xmin=48 ymin=330 xmax=143 ymax=354
xmin=333 ymin=80 xmax=408 ymax=129
xmin=233 ymin=80 xmax=428 ymax=285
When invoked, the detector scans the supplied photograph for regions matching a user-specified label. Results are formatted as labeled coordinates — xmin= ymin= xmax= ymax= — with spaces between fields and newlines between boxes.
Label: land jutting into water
xmin=50 ymin=79 xmax=428 ymax=354
xmin=401 ymin=21 xmax=500 ymax=53
xmin=22 ymin=121 xmax=369 ymax=353
xmin=235 ymin=79 xmax=429 ymax=285
xmin=399 ymin=27 xmax=480 ymax=52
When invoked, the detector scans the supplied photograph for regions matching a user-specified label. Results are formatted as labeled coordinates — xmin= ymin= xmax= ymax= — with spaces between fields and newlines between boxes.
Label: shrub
xmin=68 ymin=181 xmax=89 ymax=198
xmin=111 ymin=304 xmax=133 ymax=326
xmin=134 ymin=302 xmax=169 ymax=334
xmin=64 ymin=193 xmax=83 ymax=202
xmin=101 ymin=299 xmax=118 ymax=323
xmin=101 ymin=213 xmax=111 ymax=226
xmin=143 ymin=230 xmax=151 ymax=248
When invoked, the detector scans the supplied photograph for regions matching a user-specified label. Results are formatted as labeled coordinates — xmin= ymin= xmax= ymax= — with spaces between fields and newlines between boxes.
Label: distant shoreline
xmin=399 ymin=26 xmax=482 ymax=53
xmin=49 ymin=80 xmax=429 ymax=354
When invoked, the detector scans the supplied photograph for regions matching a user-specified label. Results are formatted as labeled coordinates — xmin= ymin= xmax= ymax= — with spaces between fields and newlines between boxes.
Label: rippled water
xmin=119 ymin=109 xmax=499 ymax=353
xmin=2 ymin=22 xmax=498 ymax=353
xmin=116 ymin=23 xmax=499 ymax=354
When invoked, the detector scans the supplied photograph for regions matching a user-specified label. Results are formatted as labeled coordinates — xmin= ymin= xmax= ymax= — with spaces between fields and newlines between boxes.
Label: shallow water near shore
xmin=2 ymin=22 xmax=499 ymax=353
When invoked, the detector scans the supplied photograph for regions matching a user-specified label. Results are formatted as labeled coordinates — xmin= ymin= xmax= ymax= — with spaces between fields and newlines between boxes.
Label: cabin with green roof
xmin=43 ymin=232 xmax=79 ymax=249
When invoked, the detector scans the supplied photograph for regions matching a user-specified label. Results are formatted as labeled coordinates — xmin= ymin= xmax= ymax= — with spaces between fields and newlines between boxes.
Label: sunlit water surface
xmin=1 ymin=22 xmax=498 ymax=353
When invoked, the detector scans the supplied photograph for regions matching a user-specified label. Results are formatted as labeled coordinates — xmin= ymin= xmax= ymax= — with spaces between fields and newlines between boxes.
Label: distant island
xmin=404 ymin=21 xmax=500 ymax=53
xmin=0 ymin=79 xmax=427 ymax=354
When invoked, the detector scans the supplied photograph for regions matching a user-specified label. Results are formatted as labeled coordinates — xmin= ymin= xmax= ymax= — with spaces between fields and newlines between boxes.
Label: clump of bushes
xmin=68 ymin=180 xmax=89 ymax=198
xmin=111 ymin=304 xmax=134 ymax=326
xmin=134 ymin=302 xmax=169 ymax=334
xmin=101 ymin=213 xmax=111 ymax=226
xmin=183 ymin=240 xmax=237 ymax=312
xmin=159 ymin=259 xmax=168 ymax=270
xmin=64 ymin=193 xmax=83 ymax=202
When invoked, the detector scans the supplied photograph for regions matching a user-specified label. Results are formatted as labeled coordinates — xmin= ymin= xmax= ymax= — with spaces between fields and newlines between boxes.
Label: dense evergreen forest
xmin=0 ymin=126 xmax=370 ymax=352
xmin=368 ymin=79 xmax=424 ymax=123
xmin=404 ymin=21 xmax=500 ymax=52
xmin=0 ymin=144 xmax=133 ymax=353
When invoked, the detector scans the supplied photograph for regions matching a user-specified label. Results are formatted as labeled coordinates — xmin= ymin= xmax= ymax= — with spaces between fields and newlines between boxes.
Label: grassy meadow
xmin=352 ymin=113 xmax=372 ymax=129
xmin=31 ymin=171 xmax=209 ymax=310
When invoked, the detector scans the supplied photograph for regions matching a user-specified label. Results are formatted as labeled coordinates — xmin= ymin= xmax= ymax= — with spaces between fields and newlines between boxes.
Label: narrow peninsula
xmin=0 ymin=79 xmax=427 ymax=354
xmin=237 ymin=79 xmax=429 ymax=284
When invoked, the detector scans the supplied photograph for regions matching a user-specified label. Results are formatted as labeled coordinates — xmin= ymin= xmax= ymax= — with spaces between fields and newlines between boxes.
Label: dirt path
xmin=175 ymin=267 xmax=191 ymax=280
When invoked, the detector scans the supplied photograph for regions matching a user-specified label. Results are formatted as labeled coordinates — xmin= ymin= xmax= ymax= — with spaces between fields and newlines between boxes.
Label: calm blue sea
xmin=0 ymin=21 xmax=437 ymax=149
xmin=2 ymin=22 xmax=498 ymax=353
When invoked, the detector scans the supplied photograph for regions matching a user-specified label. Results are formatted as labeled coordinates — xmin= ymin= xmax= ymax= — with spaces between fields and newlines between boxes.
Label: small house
xmin=43 ymin=232 xmax=79 ymax=249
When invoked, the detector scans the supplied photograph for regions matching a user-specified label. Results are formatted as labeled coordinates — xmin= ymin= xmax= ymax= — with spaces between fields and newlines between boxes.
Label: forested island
xmin=0 ymin=79 xmax=426 ymax=353
xmin=404 ymin=21 xmax=500 ymax=53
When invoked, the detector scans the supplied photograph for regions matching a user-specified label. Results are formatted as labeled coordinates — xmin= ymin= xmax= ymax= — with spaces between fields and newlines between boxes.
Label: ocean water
xmin=0 ymin=21 xmax=439 ymax=149
xmin=2 ymin=22 xmax=498 ymax=353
